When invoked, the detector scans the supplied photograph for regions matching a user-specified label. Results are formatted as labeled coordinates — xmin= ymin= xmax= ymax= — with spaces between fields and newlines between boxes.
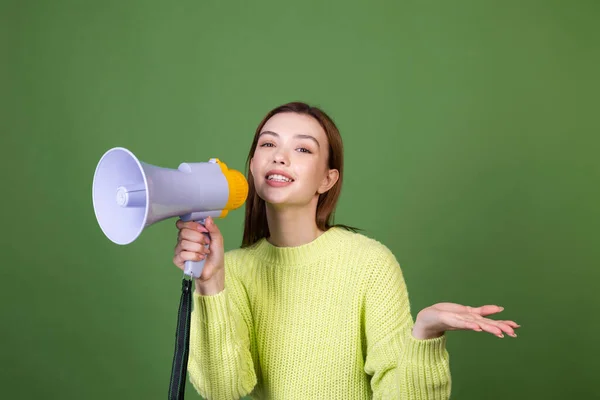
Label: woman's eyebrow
xmin=259 ymin=131 xmax=320 ymax=148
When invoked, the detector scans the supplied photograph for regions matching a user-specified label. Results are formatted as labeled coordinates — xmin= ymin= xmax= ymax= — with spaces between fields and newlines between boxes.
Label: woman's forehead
xmin=261 ymin=112 xmax=326 ymax=139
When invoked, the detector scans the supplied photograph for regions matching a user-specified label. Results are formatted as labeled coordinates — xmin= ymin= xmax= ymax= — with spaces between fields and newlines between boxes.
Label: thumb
xmin=204 ymin=217 xmax=221 ymax=238
xmin=470 ymin=305 xmax=504 ymax=316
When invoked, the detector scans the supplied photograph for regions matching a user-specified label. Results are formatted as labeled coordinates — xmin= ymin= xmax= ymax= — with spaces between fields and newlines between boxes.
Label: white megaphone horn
xmin=92 ymin=147 xmax=248 ymax=278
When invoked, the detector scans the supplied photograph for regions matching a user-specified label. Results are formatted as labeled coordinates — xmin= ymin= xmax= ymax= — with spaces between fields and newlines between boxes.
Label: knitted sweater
xmin=188 ymin=227 xmax=451 ymax=400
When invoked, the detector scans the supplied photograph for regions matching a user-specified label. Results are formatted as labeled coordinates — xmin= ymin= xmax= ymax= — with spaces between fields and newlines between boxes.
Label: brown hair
xmin=241 ymin=101 xmax=360 ymax=248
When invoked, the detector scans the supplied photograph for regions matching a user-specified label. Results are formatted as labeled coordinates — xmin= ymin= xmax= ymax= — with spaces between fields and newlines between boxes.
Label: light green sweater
xmin=188 ymin=227 xmax=451 ymax=399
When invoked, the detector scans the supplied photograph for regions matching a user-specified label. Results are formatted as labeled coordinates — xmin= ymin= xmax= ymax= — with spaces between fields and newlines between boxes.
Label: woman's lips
xmin=266 ymin=178 xmax=294 ymax=187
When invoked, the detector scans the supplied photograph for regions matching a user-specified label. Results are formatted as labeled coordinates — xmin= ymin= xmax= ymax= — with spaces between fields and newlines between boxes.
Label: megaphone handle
xmin=183 ymin=219 xmax=210 ymax=279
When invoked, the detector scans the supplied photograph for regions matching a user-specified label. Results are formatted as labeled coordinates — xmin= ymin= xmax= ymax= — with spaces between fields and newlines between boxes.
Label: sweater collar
xmin=251 ymin=227 xmax=349 ymax=266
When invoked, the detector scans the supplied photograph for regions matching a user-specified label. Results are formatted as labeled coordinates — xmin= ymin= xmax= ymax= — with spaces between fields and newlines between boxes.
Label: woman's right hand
xmin=174 ymin=216 xmax=225 ymax=294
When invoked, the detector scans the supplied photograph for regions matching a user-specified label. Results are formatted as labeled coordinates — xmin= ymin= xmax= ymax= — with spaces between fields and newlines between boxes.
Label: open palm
xmin=414 ymin=302 xmax=520 ymax=339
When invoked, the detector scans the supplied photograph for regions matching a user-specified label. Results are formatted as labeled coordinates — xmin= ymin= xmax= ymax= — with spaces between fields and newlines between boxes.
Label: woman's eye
xmin=259 ymin=142 xmax=311 ymax=153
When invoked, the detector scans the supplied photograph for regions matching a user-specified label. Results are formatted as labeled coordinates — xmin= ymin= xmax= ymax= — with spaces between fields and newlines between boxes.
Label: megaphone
xmin=92 ymin=147 xmax=248 ymax=278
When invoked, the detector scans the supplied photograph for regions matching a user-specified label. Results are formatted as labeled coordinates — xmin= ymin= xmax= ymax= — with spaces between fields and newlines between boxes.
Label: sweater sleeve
xmin=363 ymin=248 xmax=451 ymax=400
xmin=187 ymin=263 xmax=257 ymax=400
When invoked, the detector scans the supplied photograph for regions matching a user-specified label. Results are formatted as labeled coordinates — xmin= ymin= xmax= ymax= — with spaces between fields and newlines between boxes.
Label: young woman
xmin=173 ymin=102 xmax=520 ymax=400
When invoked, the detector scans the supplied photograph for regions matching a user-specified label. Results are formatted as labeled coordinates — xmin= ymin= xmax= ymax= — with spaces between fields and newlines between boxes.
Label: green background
xmin=2 ymin=0 xmax=598 ymax=399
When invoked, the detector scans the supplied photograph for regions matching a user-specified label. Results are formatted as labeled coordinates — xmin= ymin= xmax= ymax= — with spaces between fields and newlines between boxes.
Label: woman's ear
xmin=317 ymin=169 xmax=339 ymax=194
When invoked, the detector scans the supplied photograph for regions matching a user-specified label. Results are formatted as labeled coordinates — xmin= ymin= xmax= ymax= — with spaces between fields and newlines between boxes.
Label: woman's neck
xmin=265 ymin=203 xmax=323 ymax=247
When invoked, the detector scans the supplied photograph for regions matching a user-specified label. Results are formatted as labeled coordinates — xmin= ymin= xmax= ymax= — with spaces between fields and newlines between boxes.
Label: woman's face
xmin=250 ymin=112 xmax=339 ymax=208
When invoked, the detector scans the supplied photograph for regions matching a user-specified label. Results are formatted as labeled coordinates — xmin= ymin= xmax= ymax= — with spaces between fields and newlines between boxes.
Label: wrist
xmin=194 ymin=270 xmax=224 ymax=295
xmin=412 ymin=321 xmax=444 ymax=340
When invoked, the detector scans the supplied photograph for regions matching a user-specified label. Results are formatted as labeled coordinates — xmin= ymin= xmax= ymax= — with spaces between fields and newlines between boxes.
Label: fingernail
xmin=509 ymin=333 xmax=517 ymax=337
xmin=498 ymin=306 xmax=504 ymax=311
xmin=497 ymin=334 xmax=504 ymax=338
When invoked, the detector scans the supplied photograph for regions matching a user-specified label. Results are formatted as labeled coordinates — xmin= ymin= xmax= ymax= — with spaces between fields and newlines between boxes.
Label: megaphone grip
xmin=184 ymin=258 xmax=206 ymax=279
xmin=183 ymin=220 xmax=210 ymax=279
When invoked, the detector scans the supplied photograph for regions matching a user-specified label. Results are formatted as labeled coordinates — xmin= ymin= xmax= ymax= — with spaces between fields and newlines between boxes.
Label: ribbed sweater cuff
xmin=404 ymin=333 xmax=447 ymax=365
xmin=193 ymin=289 xmax=230 ymax=325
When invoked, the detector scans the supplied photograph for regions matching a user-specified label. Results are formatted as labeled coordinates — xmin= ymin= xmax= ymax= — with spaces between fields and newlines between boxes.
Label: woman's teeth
xmin=267 ymin=174 xmax=293 ymax=182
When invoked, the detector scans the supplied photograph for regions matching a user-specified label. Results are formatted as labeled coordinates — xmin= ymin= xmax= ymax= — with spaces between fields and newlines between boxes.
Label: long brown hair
xmin=241 ymin=101 xmax=360 ymax=248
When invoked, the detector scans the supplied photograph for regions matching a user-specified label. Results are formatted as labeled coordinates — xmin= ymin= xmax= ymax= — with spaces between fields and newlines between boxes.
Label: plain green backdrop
xmin=2 ymin=0 xmax=599 ymax=399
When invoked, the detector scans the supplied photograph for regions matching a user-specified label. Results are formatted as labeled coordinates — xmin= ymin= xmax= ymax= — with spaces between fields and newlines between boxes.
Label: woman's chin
xmin=260 ymin=193 xmax=298 ymax=208
xmin=263 ymin=197 xmax=291 ymax=207
xmin=258 ymin=188 xmax=313 ymax=208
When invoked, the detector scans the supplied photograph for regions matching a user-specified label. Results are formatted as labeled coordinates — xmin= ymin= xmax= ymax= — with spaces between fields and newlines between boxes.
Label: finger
xmin=180 ymin=239 xmax=210 ymax=255
xmin=469 ymin=305 xmax=504 ymax=317
xmin=174 ymin=241 xmax=198 ymax=256
xmin=440 ymin=312 xmax=483 ymax=332
xmin=175 ymin=219 xmax=195 ymax=230
xmin=461 ymin=313 xmax=521 ymax=337
xmin=180 ymin=228 xmax=211 ymax=244
xmin=173 ymin=252 xmax=200 ymax=268
xmin=203 ymin=217 xmax=223 ymax=247
xmin=173 ymin=254 xmax=183 ymax=269
xmin=196 ymin=222 xmax=209 ymax=233
xmin=453 ymin=319 xmax=484 ymax=332
xmin=179 ymin=250 xmax=205 ymax=262
xmin=176 ymin=219 xmax=210 ymax=233
xmin=205 ymin=217 xmax=221 ymax=236
xmin=470 ymin=320 xmax=504 ymax=337
xmin=489 ymin=320 xmax=518 ymax=337
xmin=454 ymin=313 xmax=498 ymax=334
xmin=497 ymin=320 xmax=521 ymax=329
xmin=472 ymin=316 xmax=520 ymax=337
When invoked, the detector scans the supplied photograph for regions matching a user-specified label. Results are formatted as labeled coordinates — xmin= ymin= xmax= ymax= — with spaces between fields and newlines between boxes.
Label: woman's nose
xmin=272 ymin=150 xmax=289 ymax=164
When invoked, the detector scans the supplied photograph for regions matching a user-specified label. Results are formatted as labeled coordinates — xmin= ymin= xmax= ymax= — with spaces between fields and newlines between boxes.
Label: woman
xmin=173 ymin=102 xmax=519 ymax=399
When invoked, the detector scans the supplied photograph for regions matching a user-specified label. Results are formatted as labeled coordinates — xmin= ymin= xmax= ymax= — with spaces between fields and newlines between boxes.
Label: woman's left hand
xmin=412 ymin=302 xmax=520 ymax=340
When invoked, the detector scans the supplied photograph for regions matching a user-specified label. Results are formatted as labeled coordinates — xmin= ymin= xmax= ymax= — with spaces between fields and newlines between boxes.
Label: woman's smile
xmin=266 ymin=178 xmax=294 ymax=188
xmin=265 ymin=169 xmax=296 ymax=187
